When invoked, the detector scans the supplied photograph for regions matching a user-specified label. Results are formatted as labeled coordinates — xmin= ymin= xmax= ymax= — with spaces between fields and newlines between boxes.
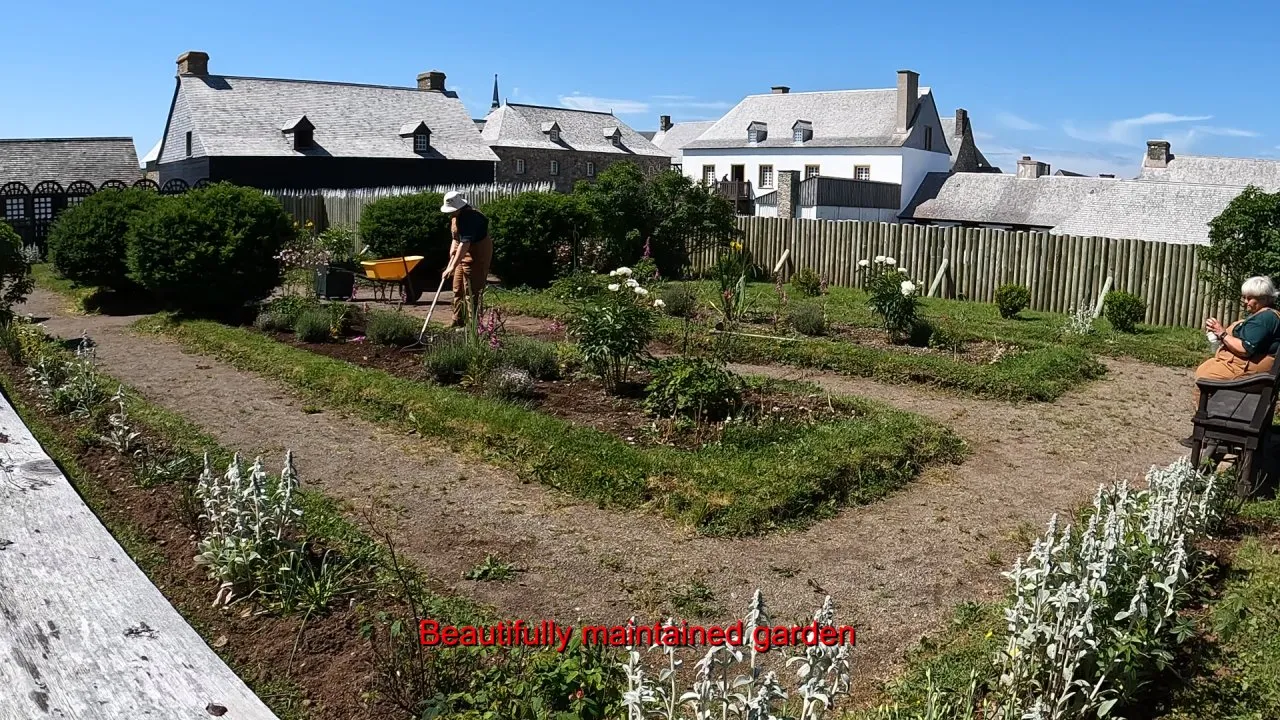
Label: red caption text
xmin=419 ymin=619 xmax=856 ymax=653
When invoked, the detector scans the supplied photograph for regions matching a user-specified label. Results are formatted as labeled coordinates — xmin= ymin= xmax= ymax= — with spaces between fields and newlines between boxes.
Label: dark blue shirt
xmin=453 ymin=208 xmax=489 ymax=243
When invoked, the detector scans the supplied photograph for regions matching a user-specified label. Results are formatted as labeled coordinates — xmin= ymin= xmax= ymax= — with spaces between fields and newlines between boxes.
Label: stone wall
xmin=492 ymin=147 xmax=669 ymax=192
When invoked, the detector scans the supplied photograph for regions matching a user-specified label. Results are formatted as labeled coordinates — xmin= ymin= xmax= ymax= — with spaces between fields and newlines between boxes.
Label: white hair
xmin=1241 ymin=275 xmax=1278 ymax=305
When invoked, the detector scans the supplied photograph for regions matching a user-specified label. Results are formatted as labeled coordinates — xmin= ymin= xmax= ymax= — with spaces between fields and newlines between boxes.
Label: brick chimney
xmin=417 ymin=70 xmax=447 ymax=92
xmin=1016 ymin=155 xmax=1050 ymax=179
xmin=1144 ymin=139 xmax=1171 ymax=168
xmin=177 ymin=51 xmax=209 ymax=76
xmin=771 ymin=86 xmax=790 ymax=94
xmin=953 ymin=108 xmax=968 ymax=137
xmin=659 ymin=115 xmax=672 ymax=131
xmin=896 ymin=70 xmax=919 ymax=133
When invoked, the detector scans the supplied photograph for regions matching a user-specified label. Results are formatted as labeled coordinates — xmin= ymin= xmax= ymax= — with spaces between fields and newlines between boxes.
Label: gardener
xmin=1187 ymin=275 xmax=1280 ymax=441
xmin=440 ymin=190 xmax=492 ymax=327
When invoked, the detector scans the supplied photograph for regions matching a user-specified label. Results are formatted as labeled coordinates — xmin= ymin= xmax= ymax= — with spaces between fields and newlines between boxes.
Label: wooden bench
xmin=1190 ymin=357 xmax=1280 ymax=497
xmin=0 ymin=393 xmax=278 ymax=718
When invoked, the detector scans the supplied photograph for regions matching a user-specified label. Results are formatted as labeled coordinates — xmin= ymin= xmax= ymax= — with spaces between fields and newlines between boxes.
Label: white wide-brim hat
xmin=441 ymin=190 xmax=469 ymax=213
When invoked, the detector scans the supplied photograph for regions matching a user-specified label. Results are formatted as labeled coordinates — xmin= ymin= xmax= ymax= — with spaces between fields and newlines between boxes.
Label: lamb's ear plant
xmin=99 ymin=385 xmax=140 ymax=454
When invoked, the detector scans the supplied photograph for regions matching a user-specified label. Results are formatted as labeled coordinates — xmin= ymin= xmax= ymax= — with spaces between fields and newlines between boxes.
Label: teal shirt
xmin=1231 ymin=308 xmax=1280 ymax=359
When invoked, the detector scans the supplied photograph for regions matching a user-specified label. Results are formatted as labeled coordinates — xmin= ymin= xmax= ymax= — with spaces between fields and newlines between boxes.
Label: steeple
xmin=491 ymin=74 xmax=500 ymax=110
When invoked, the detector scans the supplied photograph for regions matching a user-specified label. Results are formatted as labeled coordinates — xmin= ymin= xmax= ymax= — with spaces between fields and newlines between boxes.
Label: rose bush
xmin=567 ymin=266 xmax=660 ymax=393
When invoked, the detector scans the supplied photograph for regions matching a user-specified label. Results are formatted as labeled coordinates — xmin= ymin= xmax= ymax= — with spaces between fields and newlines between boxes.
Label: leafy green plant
xmin=99 ymin=385 xmax=140 ymax=454
xmin=252 ymin=310 xmax=291 ymax=332
xmin=714 ymin=242 xmax=754 ymax=327
xmin=0 ymin=222 xmax=32 ymax=322
xmin=1201 ymin=186 xmax=1280 ymax=301
xmin=658 ymin=283 xmax=699 ymax=319
xmin=549 ymin=268 xmax=608 ymax=301
xmin=643 ymin=356 xmax=744 ymax=420
xmin=567 ymin=267 xmax=659 ymax=392
xmin=293 ymin=309 xmax=333 ymax=343
xmin=484 ymin=191 xmax=591 ymax=288
xmin=258 ymin=295 xmax=320 ymax=329
xmin=928 ymin=315 xmax=968 ymax=355
xmin=47 ymin=187 xmax=158 ymax=290
xmin=501 ymin=336 xmax=560 ymax=380
xmin=859 ymin=256 xmax=919 ymax=342
xmin=317 ymin=224 xmax=360 ymax=267
xmin=791 ymin=267 xmax=823 ymax=298
xmin=463 ymin=553 xmax=517 ymax=581
xmin=364 ymin=309 xmax=419 ymax=347
xmin=126 ymin=183 xmax=293 ymax=315
xmin=788 ymin=301 xmax=827 ymax=336
xmin=422 ymin=333 xmax=494 ymax=384
xmin=358 ymin=192 xmax=450 ymax=269
xmin=995 ymin=283 xmax=1032 ymax=320
xmin=1061 ymin=304 xmax=1098 ymax=337
xmin=1104 ymin=290 xmax=1146 ymax=333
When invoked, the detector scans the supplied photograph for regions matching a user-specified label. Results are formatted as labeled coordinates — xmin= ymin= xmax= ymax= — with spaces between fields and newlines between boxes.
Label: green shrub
xmin=259 ymin=296 xmax=320 ymax=328
xmin=928 ymin=316 xmax=967 ymax=354
xmin=422 ymin=334 xmax=499 ymax=384
xmin=48 ymin=188 xmax=158 ymax=289
xmin=995 ymin=283 xmax=1032 ymax=319
xmin=253 ymin=310 xmax=291 ymax=332
xmin=126 ymin=184 xmax=292 ymax=314
xmin=357 ymin=192 xmax=450 ymax=270
xmin=549 ymin=269 xmax=607 ymax=301
xmin=1104 ymin=291 xmax=1146 ymax=333
xmin=0 ymin=222 xmax=32 ymax=321
xmin=364 ymin=309 xmax=419 ymax=347
xmin=788 ymin=302 xmax=826 ymax=336
xmin=318 ymin=224 xmax=360 ymax=266
xmin=293 ymin=309 xmax=333 ymax=343
xmin=567 ymin=270 xmax=658 ymax=392
xmin=643 ymin=356 xmax=744 ymax=420
xmin=790 ymin=267 xmax=823 ymax=298
xmin=501 ymin=336 xmax=560 ymax=380
xmin=484 ymin=192 xmax=590 ymax=289
xmin=859 ymin=257 xmax=918 ymax=342
xmin=659 ymin=284 xmax=700 ymax=318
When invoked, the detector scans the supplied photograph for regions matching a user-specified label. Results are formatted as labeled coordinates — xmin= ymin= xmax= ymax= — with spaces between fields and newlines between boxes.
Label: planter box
xmin=315 ymin=266 xmax=355 ymax=300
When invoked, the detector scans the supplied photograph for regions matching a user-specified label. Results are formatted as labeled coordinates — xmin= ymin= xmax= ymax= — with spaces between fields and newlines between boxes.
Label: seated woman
xmin=1188 ymin=275 xmax=1280 ymax=438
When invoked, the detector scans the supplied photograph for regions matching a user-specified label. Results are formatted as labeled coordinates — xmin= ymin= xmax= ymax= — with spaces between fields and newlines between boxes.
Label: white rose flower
xmin=858 ymin=259 xmax=870 ymax=268
xmin=634 ymin=287 xmax=649 ymax=296
xmin=625 ymin=278 xmax=639 ymax=288
xmin=616 ymin=267 xmax=633 ymax=277
xmin=874 ymin=255 xmax=886 ymax=263
xmin=900 ymin=280 xmax=916 ymax=296
xmin=607 ymin=283 xmax=621 ymax=292
xmin=653 ymin=298 xmax=666 ymax=308
xmin=884 ymin=257 xmax=896 ymax=266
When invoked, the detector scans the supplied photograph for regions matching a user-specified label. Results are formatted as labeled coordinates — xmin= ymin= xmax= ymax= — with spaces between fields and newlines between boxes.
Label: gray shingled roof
xmin=1051 ymin=181 xmax=1242 ymax=245
xmin=939 ymin=116 xmax=999 ymax=173
xmin=650 ymin=121 xmax=715 ymax=160
xmin=902 ymin=172 xmax=1119 ymax=227
xmin=684 ymin=88 xmax=931 ymax=150
xmin=1139 ymin=154 xmax=1280 ymax=190
xmin=0 ymin=138 xmax=141 ymax=187
xmin=480 ymin=104 xmax=668 ymax=156
xmin=166 ymin=75 xmax=497 ymax=162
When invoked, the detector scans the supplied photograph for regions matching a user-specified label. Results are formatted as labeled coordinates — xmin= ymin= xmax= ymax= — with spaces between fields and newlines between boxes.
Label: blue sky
xmin=1 ymin=0 xmax=1275 ymax=176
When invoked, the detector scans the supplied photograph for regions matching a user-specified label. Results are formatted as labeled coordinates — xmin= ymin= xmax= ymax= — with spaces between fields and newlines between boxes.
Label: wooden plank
xmin=0 ymin=394 xmax=279 ymax=719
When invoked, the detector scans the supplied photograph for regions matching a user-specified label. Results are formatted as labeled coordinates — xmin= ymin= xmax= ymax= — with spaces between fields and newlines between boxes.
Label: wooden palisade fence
xmin=693 ymin=217 xmax=1237 ymax=329
xmin=269 ymin=182 xmax=553 ymax=234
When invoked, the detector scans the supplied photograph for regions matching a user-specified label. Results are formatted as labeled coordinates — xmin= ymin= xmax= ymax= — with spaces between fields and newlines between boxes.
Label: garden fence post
xmin=927 ymin=258 xmax=951 ymax=298
xmin=772 ymin=248 xmax=792 ymax=277
xmin=1093 ymin=275 xmax=1113 ymax=319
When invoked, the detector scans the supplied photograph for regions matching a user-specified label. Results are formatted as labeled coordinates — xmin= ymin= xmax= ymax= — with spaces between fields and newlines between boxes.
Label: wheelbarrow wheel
xmin=402 ymin=279 xmax=424 ymax=305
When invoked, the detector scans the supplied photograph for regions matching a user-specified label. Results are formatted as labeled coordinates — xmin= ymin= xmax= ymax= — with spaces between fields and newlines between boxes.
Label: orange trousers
xmin=1193 ymin=347 xmax=1275 ymax=410
xmin=451 ymin=237 xmax=493 ymax=326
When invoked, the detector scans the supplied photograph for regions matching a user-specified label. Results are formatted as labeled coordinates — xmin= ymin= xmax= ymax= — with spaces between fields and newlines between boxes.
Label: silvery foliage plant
xmin=28 ymin=331 xmax=107 ymax=418
xmin=992 ymin=458 xmax=1218 ymax=719
xmin=99 ymin=385 xmax=140 ymax=454
xmin=622 ymin=590 xmax=851 ymax=720
xmin=194 ymin=451 xmax=302 ymax=606
xmin=1061 ymin=304 xmax=1097 ymax=337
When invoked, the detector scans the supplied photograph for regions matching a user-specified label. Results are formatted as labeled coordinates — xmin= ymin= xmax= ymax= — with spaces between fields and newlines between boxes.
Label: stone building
xmin=478 ymin=103 xmax=670 ymax=191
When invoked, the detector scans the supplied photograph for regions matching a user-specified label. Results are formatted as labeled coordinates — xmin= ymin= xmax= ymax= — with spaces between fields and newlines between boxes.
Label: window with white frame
xmin=586 ymin=161 xmax=596 ymax=177
xmin=549 ymin=128 xmax=560 ymax=143
xmin=759 ymin=164 xmax=774 ymax=188
xmin=702 ymin=165 xmax=716 ymax=184
xmin=413 ymin=133 xmax=431 ymax=152
xmin=550 ymin=160 xmax=560 ymax=176
xmin=854 ymin=165 xmax=871 ymax=181
xmin=804 ymin=164 xmax=820 ymax=179
xmin=33 ymin=197 xmax=53 ymax=220
xmin=3 ymin=198 xmax=23 ymax=220
xmin=515 ymin=158 xmax=526 ymax=174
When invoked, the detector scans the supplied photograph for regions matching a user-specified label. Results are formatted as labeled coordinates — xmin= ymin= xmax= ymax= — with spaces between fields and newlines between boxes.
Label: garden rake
xmin=404 ymin=274 xmax=449 ymax=350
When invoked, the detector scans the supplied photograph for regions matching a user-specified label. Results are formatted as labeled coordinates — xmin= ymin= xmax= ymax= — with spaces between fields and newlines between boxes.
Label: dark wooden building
xmin=156 ymin=51 xmax=498 ymax=190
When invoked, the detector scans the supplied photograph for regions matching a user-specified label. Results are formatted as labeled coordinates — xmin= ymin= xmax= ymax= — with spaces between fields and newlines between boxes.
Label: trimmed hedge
xmin=357 ymin=192 xmax=451 ymax=271
xmin=47 ymin=188 xmax=159 ymax=289
xmin=127 ymin=183 xmax=293 ymax=314
xmin=484 ymin=192 xmax=590 ymax=289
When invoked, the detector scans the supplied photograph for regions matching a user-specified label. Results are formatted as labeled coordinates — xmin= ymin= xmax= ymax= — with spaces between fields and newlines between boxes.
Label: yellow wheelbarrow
xmin=360 ymin=255 xmax=427 ymax=305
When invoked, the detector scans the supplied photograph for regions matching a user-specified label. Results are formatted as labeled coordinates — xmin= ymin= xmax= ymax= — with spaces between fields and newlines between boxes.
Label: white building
xmin=679 ymin=70 xmax=954 ymax=214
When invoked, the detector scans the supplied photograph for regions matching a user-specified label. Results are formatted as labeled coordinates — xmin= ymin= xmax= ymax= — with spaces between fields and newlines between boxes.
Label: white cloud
xmin=1063 ymin=112 xmax=1212 ymax=145
xmin=660 ymin=100 xmax=732 ymax=111
xmin=1192 ymin=125 xmax=1259 ymax=138
xmin=996 ymin=112 xmax=1043 ymax=131
xmin=559 ymin=94 xmax=650 ymax=114
xmin=973 ymin=130 xmax=995 ymax=141
xmin=653 ymin=94 xmax=695 ymax=101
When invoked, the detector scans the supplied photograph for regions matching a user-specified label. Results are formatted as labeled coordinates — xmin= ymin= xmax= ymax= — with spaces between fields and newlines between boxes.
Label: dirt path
xmin=20 ymin=288 xmax=1193 ymax=694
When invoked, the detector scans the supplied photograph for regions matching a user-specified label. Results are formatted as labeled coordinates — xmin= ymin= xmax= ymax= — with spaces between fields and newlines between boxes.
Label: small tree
xmin=1201 ymin=186 xmax=1280 ymax=301
xmin=0 ymin=222 xmax=33 ymax=320
xmin=573 ymin=163 xmax=649 ymax=270
xmin=485 ymin=192 xmax=592 ymax=288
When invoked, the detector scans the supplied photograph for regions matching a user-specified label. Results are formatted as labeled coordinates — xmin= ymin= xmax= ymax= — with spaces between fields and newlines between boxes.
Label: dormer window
xmin=792 ymin=120 xmax=813 ymax=144
xmin=542 ymin=121 xmax=562 ymax=143
xmin=399 ymin=121 xmax=432 ymax=154
xmin=281 ymin=115 xmax=315 ymax=151
xmin=747 ymin=121 xmax=767 ymax=144
xmin=603 ymin=126 xmax=622 ymax=148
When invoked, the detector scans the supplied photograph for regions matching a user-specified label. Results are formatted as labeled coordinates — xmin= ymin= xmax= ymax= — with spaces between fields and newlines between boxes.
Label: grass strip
xmin=136 ymin=314 xmax=966 ymax=536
